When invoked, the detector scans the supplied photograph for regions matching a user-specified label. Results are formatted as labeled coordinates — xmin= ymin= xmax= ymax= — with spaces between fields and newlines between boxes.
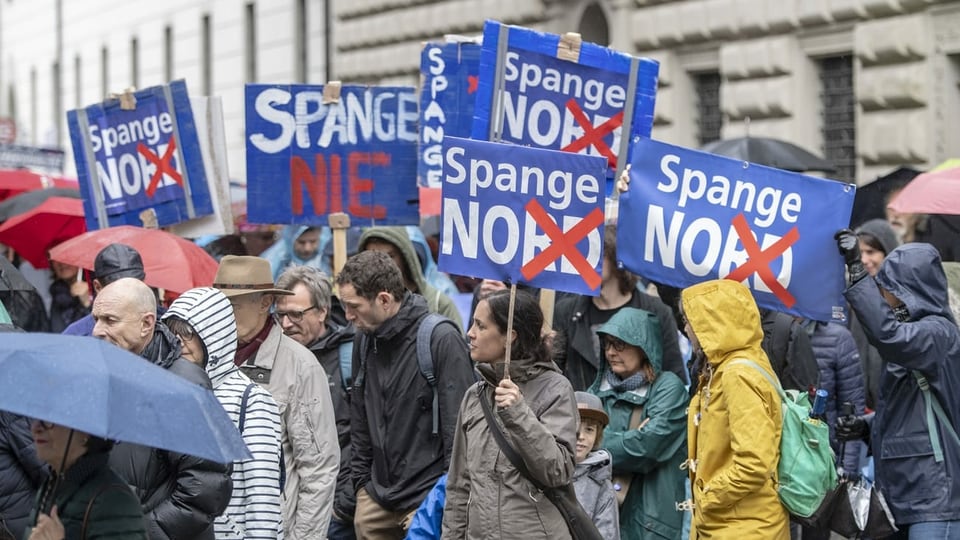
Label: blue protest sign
xmin=471 ymin=20 xmax=658 ymax=193
xmin=67 ymin=80 xmax=213 ymax=230
xmin=419 ymin=41 xmax=481 ymax=188
xmin=245 ymin=84 xmax=420 ymax=226
xmin=438 ymin=136 xmax=607 ymax=296
xmin=618 ymin=137 xmax=856 ymax=322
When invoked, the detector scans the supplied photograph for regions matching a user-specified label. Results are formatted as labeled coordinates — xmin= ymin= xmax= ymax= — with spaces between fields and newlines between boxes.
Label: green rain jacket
xmin=589 ymin=308 xmax=688 ymax=540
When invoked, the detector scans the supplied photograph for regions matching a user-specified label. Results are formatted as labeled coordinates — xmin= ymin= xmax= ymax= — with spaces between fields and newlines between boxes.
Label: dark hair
xmin=604 ymin=224 xmax=638 ymax=295
xmin=84 ymin=435 xmax=115 ymax=454
xmin=856 ymin=232 xmax=886 ymax=255
xmin=335 ymin=250 xmax=407 ymax=302
xmin=483 ymin=290 xmax=549 ymax=363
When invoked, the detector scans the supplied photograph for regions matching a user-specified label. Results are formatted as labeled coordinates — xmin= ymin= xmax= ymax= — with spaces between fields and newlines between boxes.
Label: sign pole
xmin=329 ymin=212 xmax=350 ymax=277
xmin=503 ymin=282 xmax=517 ymax=381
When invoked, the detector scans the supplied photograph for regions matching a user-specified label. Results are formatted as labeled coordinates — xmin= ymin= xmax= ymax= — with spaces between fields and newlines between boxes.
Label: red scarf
xmin=235 ymin=316 xmax=274 ymax=366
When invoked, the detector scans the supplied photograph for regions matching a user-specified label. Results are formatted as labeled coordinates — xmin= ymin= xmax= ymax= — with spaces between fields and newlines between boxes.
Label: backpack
xmin=760 ymin=310 xmax=819 ymax=391
xmin=354 ymin=313 xmax=459 ymax=436
xmin=730 ymin=359 xmax=837 ymax=520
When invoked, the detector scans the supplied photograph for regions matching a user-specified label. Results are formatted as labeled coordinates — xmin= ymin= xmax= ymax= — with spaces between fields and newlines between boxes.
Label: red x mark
xmin=467 ymin=75 xmax=479 ymax=95
xmin=139 ymin=137 xmax=183 ymax=197
xmin=520 ymin=199 xmax=604 ymax=290
xmin=724 ymin=213 xmax=800 ymax=308
xmin=561 ymin=99 xmax=623 ymax=169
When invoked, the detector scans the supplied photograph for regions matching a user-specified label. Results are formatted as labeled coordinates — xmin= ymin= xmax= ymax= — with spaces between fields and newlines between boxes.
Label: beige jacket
xmin=441 ymin=359 xmax=578 ymax=540
xmin=241 ymin=323 xmax=340 ymax=539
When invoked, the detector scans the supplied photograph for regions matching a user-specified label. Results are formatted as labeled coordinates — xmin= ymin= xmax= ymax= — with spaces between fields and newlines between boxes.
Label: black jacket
xmin=553 ymin=290 xmax=686 ymax=391
xmin=309 ymin=321 xmax=357 ymax=521
xmin=48 ymin=279 xmax=90 ymax=333
xmin=109 ymin=324 xmax=232 ymax=540
xmin=351 ymin=293 xmax=474 ymax=512
xmin=0 ymin=412 xmax=49 ymax=539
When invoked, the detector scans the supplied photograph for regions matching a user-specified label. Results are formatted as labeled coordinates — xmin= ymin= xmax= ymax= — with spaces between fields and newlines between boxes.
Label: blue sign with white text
xmin=245 ymin=84 xmax=420 ymax=226
xmin=472 ymin=20 xmax=659 ymax=194
xmin=419 ymin=41 xmax=481 ymax=188
xmin=67 ymin=80 xmax=212 ymax=230
xmin=618 ymin=137 xmax=856 ymax=322
xmin=438 ymin=136 xmax=607 ymax=296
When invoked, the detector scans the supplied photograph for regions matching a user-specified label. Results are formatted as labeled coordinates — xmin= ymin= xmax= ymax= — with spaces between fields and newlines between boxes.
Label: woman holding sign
xmin=442 ymin=290 xmax=580 ymax=539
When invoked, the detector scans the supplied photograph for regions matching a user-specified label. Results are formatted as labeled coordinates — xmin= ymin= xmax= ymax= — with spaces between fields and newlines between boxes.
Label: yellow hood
xmin=681 ymin=279 xmax=766 ymax=368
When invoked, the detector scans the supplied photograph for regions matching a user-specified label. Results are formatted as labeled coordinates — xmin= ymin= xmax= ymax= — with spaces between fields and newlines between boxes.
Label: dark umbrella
xmin=850 ymin=166 xmax=920 ymax=227
xmin=0 ymin=333 xmax=251 ymax=463
xmin=0 ymin=187 xmax=81 ymax=222
xmin=0 ymin=256 xmax=36 ymax=292
xmin=701 ymin=137 xmax=837 ymax=173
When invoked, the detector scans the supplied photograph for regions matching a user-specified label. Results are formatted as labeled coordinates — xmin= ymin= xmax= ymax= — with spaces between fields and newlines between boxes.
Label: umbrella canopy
xmin=0 ymin=333 xmax=250 ymax=463
xmin=0 ymin=197 xmax=86 ymax=268
xmin=48 ymin=226 xmax=219 ymax=294
xmin=701 ymin=137 xmax=837 ymax=173
xmin=0 ymin=169 xmax=78 ymax=202
xmin=0 ymin=187 xmax=81 ymax=222
xmin=850 ymin=166 xmax=920 ymax=227
xmin=0 ymin=256 xmax=36 ymax=292
xmin=887 ymin=166 xmax=960 ymax=216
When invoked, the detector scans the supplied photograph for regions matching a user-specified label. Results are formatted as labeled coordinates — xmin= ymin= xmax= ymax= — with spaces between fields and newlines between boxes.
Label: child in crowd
xmin=572 ymin=391 xmax=621 ymax=540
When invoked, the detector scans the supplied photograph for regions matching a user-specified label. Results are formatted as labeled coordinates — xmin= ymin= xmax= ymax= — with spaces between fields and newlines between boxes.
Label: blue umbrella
xmin=0 ymin=333 xmax=251 ymax=463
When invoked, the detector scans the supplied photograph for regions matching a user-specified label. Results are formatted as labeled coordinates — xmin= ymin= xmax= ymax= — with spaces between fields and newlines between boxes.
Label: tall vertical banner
xmin=245 ymin=84 xmax=420 ymax=226
xmin=618 ymin=137 xmax=856 ymax=322
xmin=419 ymin=40 xmax=481 ymax=188
xmin=67 ymin=80 xmax=213 ymax=230
xmin=471 ymin=20 xmax=659 ymax=194
xmin=439 ymin=137 xmax=607 ymax=296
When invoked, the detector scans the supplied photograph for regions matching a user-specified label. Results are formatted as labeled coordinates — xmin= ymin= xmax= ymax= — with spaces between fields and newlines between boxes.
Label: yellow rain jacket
xmin=681 ymin=280 xmax=789 ymax=539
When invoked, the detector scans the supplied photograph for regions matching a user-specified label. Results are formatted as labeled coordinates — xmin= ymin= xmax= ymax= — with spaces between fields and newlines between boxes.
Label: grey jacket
xmin=442 ymin=358 xmax=578 ymax=540
xmin=573 ymin=450 xmax=620 ymax=540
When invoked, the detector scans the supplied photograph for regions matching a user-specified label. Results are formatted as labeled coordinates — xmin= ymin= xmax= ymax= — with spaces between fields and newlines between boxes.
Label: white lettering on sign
xmin=422 ymin=46 xmax=448 ymax=187
xmin=249 ymin=88 xmax=418 ymax=153
xmin=88 ymin=113 xmax=174 ymax=158
xmin=93 ymin=142 xmax=180 ymax=200
xmin=503 ymin=51 xmax=625 ymax=111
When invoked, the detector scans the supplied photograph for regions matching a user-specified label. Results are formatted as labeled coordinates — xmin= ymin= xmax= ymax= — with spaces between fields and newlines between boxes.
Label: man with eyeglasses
xmin=276 ymin=265 xmax=358 ymax=539
xmin=213 ymin=255 xmax=339 ymax=540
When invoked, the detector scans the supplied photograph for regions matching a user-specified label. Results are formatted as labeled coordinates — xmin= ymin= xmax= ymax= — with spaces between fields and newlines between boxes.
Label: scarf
xmin=235 ymin=317 xmax=274 ymax=366
xmin=606 ymin=369 xmax=647 ymax=393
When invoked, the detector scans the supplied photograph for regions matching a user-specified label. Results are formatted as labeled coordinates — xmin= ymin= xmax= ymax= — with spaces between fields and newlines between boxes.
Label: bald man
xmin=92 ymin=278 xmax=232 ymax=540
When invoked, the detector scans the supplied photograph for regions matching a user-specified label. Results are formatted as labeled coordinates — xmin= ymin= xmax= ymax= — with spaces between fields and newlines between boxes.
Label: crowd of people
xmin=1 ymin=187 xmax=959 ymax=540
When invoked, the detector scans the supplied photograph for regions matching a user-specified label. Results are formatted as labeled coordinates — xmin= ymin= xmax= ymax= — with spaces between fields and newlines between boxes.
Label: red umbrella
xmin=0 ymin=169 xmax=79 ymax=201
xmin=0 ymin=197 xmax=86 ymax=268
xmin=48 ymin=226 xmax=219 ymax=294
xmin=887 ymin=166 xmax=960 ymax=215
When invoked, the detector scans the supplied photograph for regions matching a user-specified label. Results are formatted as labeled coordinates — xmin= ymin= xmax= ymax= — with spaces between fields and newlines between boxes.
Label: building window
xmin=245 ymin=2 xmax=257 ymax=82
xmin=131 ymin=37 xmax=139 ymax=88
xmin=74 ymin=55 xmax=82 ymax=108
xmin=820 ymin=56 xmax=856 ymax=183
xmin=101 ymin=46 xmax=109 ymax=98
xmin=295 ymin=0 xmax=307 ymax=82
xmin=577 ymin=3 xmax=610 ymax=47
xmin=164 ymin=26 xmax=173 ymax=82
xmin=201 ymin=14 xmax=212 ymax=95
xmin=694 ymin=72 xmax=722 ymax=146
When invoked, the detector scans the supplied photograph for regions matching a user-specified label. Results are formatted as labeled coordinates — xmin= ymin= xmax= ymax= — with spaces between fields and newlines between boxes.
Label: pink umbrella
xmin=887 ymin=167 xmax=960 ymax=215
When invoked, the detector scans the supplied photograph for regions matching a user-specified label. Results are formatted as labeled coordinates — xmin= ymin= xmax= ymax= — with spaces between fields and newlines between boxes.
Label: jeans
xmin=903 ymin=520 xmax=960 ymax=540
xmin=327 ymin=517 xmax=356 ymax=540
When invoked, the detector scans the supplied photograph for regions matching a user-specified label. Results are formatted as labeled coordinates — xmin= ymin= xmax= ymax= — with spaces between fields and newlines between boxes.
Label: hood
xmin=163 ymin=287 xmax=239 ymax=387
xmin=856 ymin=219 xmax=900 ymax=255
xmin=476 ymin=355 xmax=561 ymax=385
xmin=359 ymin=227 xmax=428 ymax=294
xmin=875 ymin=243 xmax=956 ymax=324
xmin=681 ymin=279 xmax=766 ymax=367
xmin=282 ymin=225 xmax=325 ymax=267
xmin=596 ymin=307 xmax=663 ymax=375
xmin=142 ymin=322 xmax=182 ymax=369
xmin=573 ymin=449 xmax=613 ymax=482
xmin=310 ymin=320 xmax=356 ymax=352
xmin=369 ymin=291 xmax=427 ymax=341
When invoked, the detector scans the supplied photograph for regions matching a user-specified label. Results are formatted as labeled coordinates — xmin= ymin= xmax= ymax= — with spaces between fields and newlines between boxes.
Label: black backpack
xmin=759 ymin=309 xmax=820 ymax=392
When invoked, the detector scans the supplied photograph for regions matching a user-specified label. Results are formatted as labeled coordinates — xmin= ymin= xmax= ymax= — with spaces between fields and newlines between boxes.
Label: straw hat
xmin=213 ymin=255 xmax=294 ymax=298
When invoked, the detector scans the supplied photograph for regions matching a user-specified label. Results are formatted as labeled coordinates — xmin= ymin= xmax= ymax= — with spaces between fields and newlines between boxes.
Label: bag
xmin=759 ymin=310 xmax=819 ymax=391
xmin=731 ymin=359 xmax=837 ymax=518
xmin=477 ymin=383 xmax=603 ymax=540
xmin=611 ymin=406 xmax=643 ymax=506
xmin=829 ymin=478 xmax=897 ymax=538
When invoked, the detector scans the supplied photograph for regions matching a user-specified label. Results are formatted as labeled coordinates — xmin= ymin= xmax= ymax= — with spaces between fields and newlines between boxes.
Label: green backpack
xmin=730 ymin=359 xmax=837 ymax=518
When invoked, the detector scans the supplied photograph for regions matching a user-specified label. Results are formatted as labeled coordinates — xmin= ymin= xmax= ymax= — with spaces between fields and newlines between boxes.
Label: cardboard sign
xmin=67 ymin=80 xmax=213 ymax=230
xmin=419 ymin=40 xmax=481 ymax=188
xmin=245 ymin=84 xmax=420 ymax=226
xmin=439 ymin=137 xmax=606 ymax=296
xmin=618 ymin=137 xmax=856 ymax=322
xmin=471 ymin=20 xmax=659 ymax=194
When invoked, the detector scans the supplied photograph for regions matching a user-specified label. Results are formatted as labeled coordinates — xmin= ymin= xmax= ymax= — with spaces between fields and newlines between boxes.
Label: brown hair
xmin=604 ymin=225 xmax=638 ymax=295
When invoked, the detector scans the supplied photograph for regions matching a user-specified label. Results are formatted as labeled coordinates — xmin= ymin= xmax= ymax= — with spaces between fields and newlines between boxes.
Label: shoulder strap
xmin=81 ymin=483 xmax=131 ymax=540
xmin=728 ymin=359 xmax=787 ymax=401
xmin=418 ymin=313 xmax=453 ymax=436
xmin=354 ymin=333 xmax=368 ymax=392
xmin=238 ymin=382 xmax=256 ymax=434
xmin=913 ymin=371 xmax=960 ymax=463
xmin=627 ymin=406 xmax=645 ymax=430
xmin=477 ymin=383 xmax=544 ymax=491
xmin=339 ymin=340 xmax=354 ymax=389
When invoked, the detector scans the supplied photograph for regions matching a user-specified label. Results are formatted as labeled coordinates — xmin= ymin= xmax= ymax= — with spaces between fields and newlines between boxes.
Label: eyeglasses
xmin=273 ymin=305 xmax=318 ymax=323
xmin=601 ymin=336 xmax=628 ymax=352
xmin=173 ymin=326 xmax=196 ymax=342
